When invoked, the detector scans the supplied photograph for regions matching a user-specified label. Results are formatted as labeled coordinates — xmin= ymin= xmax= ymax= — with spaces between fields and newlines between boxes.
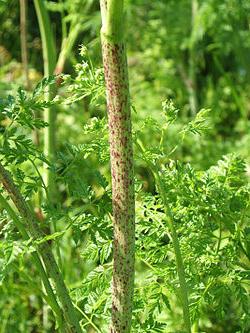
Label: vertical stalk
xmin=54 ymin=23 xmax=81 ymax=75
xmin=19 ymin=0 xmax=30 ymax=89
xmin=33 ymin=0 xmax=57 ymax=198
xmin=189 ymin=0 xmax=198 ymax=115
xmin=30 ymin=5 xmax=60 ymax=326
xmin=33 ymin=0 xmax=56 ymax=77
xmin=0 ymin=194 xmax=64 ymax=329
xmin=136 ymin=140 xmax=191 ymax=333
xmin=100 ymin=1 xmax=135 ymax=332
xmin=0 ymin=163 xmax=82 ymax=333
xmin=33 ymin=0 xmax=64 ymax=277
xmin=154 ymin=174 xmax=191 ymax=333
xmin=192 ymin=321 xmax=199 ymax=332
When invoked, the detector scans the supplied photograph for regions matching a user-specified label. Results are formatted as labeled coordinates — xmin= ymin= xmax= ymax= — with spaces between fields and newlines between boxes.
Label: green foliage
xmin=62 ymin=47 xmax=105 ymax=105
xmin=0 ymin=0 xmax=249 ymax=332
xmin=133 ymin=105 xmax=249 ymax=332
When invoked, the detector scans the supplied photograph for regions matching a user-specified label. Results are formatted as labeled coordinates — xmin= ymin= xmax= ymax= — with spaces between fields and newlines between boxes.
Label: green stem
xmin=33 ymin=0 xmax=56 ymax=76
xmin=19 ymin=0 xmax=30 ymax=90
xmin=55 ymin=22 xmax=81 ymax=75
xmin=216 ymin=220 xmax=222 ymax=254
xmin=33 ymin=0 xmax=56 ymax=199
xmin=33 ymin=0 xmax=64 ymax=281
xmin=59 ymin=0 xmax=67 ymax=42
xmin=188 ymin=0 xmax=198 ymax=115
xmin=28 ymin=157 xmax=48 ymax=197
xmin=0 ymin=193 xmax=64 ymax=329
xmin=33 ymin=2 xmax=82 ymax=272
xmin=74 ymin=305 xmax=102 ymax=333
xmin=0 ymin=163 xmax=82 ymax=333
xmin=191 ymin=321 xmax=199 ymax=333
xmin=100 ymin=1 xmax=135 ymax=332
xmin=136 ymin=140 xmax=191 ymax=333
xmin=106 ymin=1 xmax=124 ymax=42
xmin=155 ymin=174 xmax=191 ymax=333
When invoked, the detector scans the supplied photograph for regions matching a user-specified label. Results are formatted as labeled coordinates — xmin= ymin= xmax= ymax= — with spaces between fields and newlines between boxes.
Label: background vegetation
xmin=0 ymin=0 xmax=249 ymax=332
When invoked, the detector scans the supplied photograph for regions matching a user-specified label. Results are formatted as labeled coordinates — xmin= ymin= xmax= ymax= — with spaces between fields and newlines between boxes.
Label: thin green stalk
xmin=28 ymin=157 xmax=48 ymax=197
xmin=106 ymin=1 xmax=124 ymax=42
xmin=0 ymin=163 xmax=82 ymax=333
xmin=191 ymin=321 xmax=199 ymax=333
xmin=55 ymin=23 xmax=81 ymax=75
xmin=154 ymin=173 xmax=191 ymax=333
xmin=100 ymin=1 xmax=135 ymax=332
xmin=74 ymin=305 xmax=102 ymax=333
xmin=33 ymin=0 xmax=56 ymax=76
xmin=59 ymin=0 xmax=67 ymax=42
xmin=33 ymin=1 xmax=82 ymax=273
xmin=0 ymin=193 xmax=64 ymax=329
xmin=19 ymin=0 xmax=30 ymax=89
xmin=188 ymin=0 xmax=198 ymax=115
xmin=33 ymin=0 xmax=56 ymax=199
xmin=216 ymin=220 xmax=222 ymax=254
xmin=33 ymin=0 xmax=64 ymax=279
xmin=136 ymin=140 xmax=191 ymax=333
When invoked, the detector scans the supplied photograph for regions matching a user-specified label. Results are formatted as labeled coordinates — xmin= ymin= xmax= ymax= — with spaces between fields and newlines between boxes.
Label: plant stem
xmin=191 ymin=320 xmax=199 ymax=332
xmin=136 ymin=140 xmax=191 ymax=333
xmin=100 ymin=1 xmax=135 ymax=332
xmin=33 ymin=0 xmax=64 ymax=280
xmin=55 ymin=23 xmax=81 ymax=76
xmin=33 ymin=0 xmax=57 ymax=199
xmin=154 ymin=174 xmax=191 ymax=333
xmin=188 ymin=0 xmax=198 ymax=115
xmin=0 ymin=193 xmax=64 ymax=326
xmin=0 ymin=163 xmax=82 ymax=333
xmin=74 ymin=305 xmax=102 ymax=333
xmin=19 ymin=0 xmax=30 ymax=89
xmin=33 ymin=0 xmax=56 ymax=77
xmin=216 ymin=220 xmax=222 ymax=254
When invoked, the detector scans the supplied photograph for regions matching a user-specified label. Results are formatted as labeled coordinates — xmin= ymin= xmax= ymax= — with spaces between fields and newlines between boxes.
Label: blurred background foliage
xmin=0 ymin=0 xmax=249 ymax=332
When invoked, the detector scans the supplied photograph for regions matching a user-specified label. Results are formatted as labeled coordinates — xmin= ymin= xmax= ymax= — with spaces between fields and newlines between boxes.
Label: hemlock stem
xmin=100 ymin=1 xmax=135 ymax=332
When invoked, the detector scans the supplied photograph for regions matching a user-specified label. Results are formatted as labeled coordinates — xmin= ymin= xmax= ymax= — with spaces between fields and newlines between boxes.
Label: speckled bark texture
xmin=101 ymin=28 xmax=135 ymax=333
